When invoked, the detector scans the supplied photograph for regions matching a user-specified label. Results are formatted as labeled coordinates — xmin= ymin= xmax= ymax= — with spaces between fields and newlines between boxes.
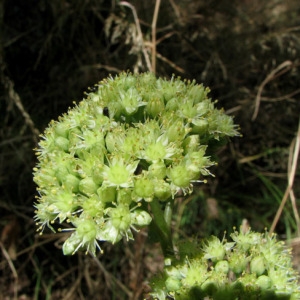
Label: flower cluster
xmin=150 ymin=229 xmax=300 ymax=299
xmin=33 ymin=72 xmax=239 ymax=256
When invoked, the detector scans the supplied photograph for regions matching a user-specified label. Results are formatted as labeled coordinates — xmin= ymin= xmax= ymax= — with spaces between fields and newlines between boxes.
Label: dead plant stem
xmin=119 ymin=1 xmax=152 ymax=72
xmin=151 ymin=0 xmax=161 ymax=74
xmin=252 ymin=60 xmax=293 ymax=121
xmin=269 ymin=118 xmax=300 ymax=235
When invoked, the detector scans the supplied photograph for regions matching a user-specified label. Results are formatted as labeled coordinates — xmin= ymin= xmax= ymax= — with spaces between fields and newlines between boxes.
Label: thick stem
xmin=149 ymin=200 xmax=174 ymax=258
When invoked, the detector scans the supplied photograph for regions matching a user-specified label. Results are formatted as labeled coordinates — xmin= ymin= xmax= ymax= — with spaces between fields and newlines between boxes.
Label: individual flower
xmin=182 ymin=149 xmax=215 ymax=179
xmin=102 ymin=156 xmax=139 ymax=188
xmin=100 ymin=204 xmax=151 ymax=244
xmin=62 ymin=217 xmax=103 ymax=256
xmin=145 ymin=94 xmax=165 ymax=117
xmin=161 ymin=116 xmax=189 ymax=143
xmin=133 ymin=176 xmax=155 ymax=202
xmin=143 ymin=135 xmax=178 ymax=163
xmin=228 ymin=250 xmax=249 ymax=275
xmin=230 ymin=228 xmax=262 ymax=252
xmin=148 ymin=161 xmax=167 ymax=179
xmin=168 ymin=165 xmax=191 ymax=188
xmin=250 ymin=255 xmax=266 ymax=276
xmin=152 ymin=179 xmax=172 ymax=201
xmin=80 ymin=194 xmax=105 ymax=219
xmin=118 ymin=87 xmax=147 ymax=115
xmin=202 ymin=236 xmax=227 ymax=263
xmin=34 ymin=201 xmax=57 ymax=233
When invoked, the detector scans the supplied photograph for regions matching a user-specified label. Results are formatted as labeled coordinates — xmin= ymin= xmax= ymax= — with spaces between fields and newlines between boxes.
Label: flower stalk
xmin=149 ymin=200 xmax=174 ymax=258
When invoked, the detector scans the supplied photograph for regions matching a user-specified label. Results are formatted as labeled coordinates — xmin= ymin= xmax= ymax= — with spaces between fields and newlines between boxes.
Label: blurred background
xmin=1 ymin=0 xmax=299 ymax=299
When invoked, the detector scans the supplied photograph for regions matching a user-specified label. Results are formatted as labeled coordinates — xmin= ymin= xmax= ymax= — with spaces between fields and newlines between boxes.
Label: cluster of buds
xmin=33 ymin=72 xmax=239 ymax=256
xmin=151 ymin=229 xmax=300 ymax=299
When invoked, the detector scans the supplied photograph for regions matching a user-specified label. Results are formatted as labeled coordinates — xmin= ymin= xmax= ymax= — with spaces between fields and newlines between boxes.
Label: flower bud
xmin=168 ymin=165 xmax=191 ymax=188
xmin=146 ymin=97 xmax=165 ymax=117
xmin=228 ymin=251 xmax=248 ymax=275
xmin=131 ymin=210 xmax=152 ymax=226
xmin=153 ymin=179 xmax=172 ymax=201
xmin=63 ymin=174 xmax=80 ymax=192
xmin=108 ymin=205 xmax=131 ymax=232
xmin=166 ymin=119 xmax=186 ymax=142
xmin=215 ymin=260 xmax=229 ymax=274
xmin=91 ymin=164 xmax=104 ymax=185
xmin=116 ymin=188 xmax=133 ymax=205
xmin=182 ymin=135 xmax=200 ymax=154
xmin=54 ymin=121 xmax=69 ymax=138
xmin=55 ymin=136 xmax=69 ymax=152
xmin=82 ymin=195 xmax=104 ymax=218
xmin=63 ymin=234 xmax=81 ymax=255
xmin=105 ymin=129 xmax=125 ymax=153
xmin=55 ymin=166 xmax=70 ymax=184
xmin=255 ymin=275 xmax=272 ymax=290
xmin=165 ymin=97 xmax=179 ymax=111
xmin=97 ymin=186 xmax=116 ymax=203
xmin=191 ymin=119 xmax=209 ymax=135
xmin=250 ymin=256 xmax=266 ymax=276
xmin=134 ymin=177 xmax=154 ymax=201
xmin=148 ymin=161 xmax=167 ymax=179
xmin=79 ymin=177 xmax=98 ymax=195
xmin=165 ymin=277 xmax=181 ymax=292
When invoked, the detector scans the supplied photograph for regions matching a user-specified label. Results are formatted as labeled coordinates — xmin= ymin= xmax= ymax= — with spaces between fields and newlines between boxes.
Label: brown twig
xmin=92 ymin=255 xmax=133 ymax=298
xmin=119 ymin=1 xmax=152 ymax=72
xmin=156 ymin=52 xmax=185 ymax=74
xmin=2 ymin=75 xmax=40 ymax=144
xmin=0 ymin=241 xmax=18 ymax=300
xmin=151 ymin=0 xmax=161 ymax=74
xmin=260 ymin=88 xmax=300 ymax=102
xmin=269 ymin=118 xmax=300 ymax=235
xmin=252 ymin=60 xmax=293 ymax=121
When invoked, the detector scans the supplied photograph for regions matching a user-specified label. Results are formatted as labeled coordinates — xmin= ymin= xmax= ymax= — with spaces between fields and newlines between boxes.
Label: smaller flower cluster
xmin=33 ymin=72 xmax=239 ymax=256
xmin=150 ymin=229 xmax=300 ymax=300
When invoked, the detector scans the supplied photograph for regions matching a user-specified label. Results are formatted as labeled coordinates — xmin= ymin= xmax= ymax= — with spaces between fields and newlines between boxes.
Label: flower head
xmin=151 ymin=230 xmax=300 ymax=299
xmin=33 ymin=72 xmax=240 ymax=256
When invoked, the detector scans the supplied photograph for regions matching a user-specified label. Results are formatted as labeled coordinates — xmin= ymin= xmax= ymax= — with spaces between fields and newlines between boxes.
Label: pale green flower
xmin=100 ymin=204 xmax=151 ymax=243
xmin=102 ymin=157 xmax=139 ymax=188
xmin=62 ymin=217 xmax=103 ymax=256
xmin=118 ymin=87 xmax=147 ymax=115
xmin=143 ymin=135 xmax=179 ymax=163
